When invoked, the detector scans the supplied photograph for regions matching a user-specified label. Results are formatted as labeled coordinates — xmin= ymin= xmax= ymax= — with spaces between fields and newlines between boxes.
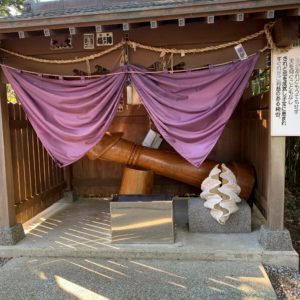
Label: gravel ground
xmin=264 ymin=264 xmax=300 ymax=300
xmin=0 ymin=258 xmax=11 ymax=268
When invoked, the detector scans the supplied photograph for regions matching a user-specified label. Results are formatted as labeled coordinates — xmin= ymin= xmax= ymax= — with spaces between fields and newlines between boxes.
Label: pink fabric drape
xmin=1 ymin=53 xmax=259 ymax=167
xmin=130 ymin=53 xmax=259 ymax=167
xmin=2 ymin=66 xmax=126 ymax=166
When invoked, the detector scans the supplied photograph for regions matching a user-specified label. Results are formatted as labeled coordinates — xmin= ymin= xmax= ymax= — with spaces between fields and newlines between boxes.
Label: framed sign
xmin=83 ymin=33 xmax=95 ymax=49
xmin=96 ymin=32 xmax=113 ymax=46
xmin=271 ymin=47 xmax=300 ymax=136
xmin=50 ymin=35 xmax=72 ymax=50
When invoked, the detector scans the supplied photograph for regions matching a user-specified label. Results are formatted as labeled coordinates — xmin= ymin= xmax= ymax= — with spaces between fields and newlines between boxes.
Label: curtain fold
xmin=130 ymin=53 xmax=259 ymax=167
xmin=1 ymin=53 xmax=259 ymax=168
xmin=2 ymin=66 xmax=127 ymax=166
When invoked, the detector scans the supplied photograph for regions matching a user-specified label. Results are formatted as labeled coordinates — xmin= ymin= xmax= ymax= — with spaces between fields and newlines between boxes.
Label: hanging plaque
xmin=83 ymin=33 xmax=95 ymax=49
xmin=271 ymin=47 xmax=300 ymax=136
xmin=96 ymin=32 xmax=113 ymax=46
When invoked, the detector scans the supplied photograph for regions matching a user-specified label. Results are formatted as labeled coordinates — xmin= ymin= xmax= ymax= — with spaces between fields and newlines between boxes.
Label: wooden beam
xmin=252 ymin=10 xmax=275 ymax=19
xmin=273 ymin=18 xmax=299 ymax=48
xmin=0 ymin=82 xmax=16 ymax=227
xmin=0 ymin=33 xmax=10 ymax=40
xmin=284 ymin=8 xmax=300 ymax=16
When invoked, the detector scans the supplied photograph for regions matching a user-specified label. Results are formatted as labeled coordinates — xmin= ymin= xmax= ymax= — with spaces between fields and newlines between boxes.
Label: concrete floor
xmin=0 ymin=198 xmax=298 ymax=269
xmin=0 ymin=257 xmax=277 ymax=300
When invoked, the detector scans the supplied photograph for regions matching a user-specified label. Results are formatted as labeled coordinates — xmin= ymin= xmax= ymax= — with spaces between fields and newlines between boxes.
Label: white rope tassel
xmin=200 ymin=163 xmax=241 ymax=224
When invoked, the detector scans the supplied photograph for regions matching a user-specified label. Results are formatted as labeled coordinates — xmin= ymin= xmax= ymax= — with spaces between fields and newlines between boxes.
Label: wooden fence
xmin=242 ymin=92 xmax=269 ymax=216
xmin=8 ymin=103 xmax=65 ymax=223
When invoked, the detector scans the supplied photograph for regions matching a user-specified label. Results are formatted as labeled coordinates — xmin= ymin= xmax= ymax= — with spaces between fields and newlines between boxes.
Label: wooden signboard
xmin=271 ymin=47 xmax=300 ymax=136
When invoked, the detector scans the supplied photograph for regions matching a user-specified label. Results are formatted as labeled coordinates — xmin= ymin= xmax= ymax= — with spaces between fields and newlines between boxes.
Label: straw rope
xmin=127 ymin=27 xmax=267 ymax=55
xmin=264 ymin=22 xmax=292 ymax=53
xmin=0 ymin=41 xmax=125 ymax=64
xmin=0 ymin=21 xmax=292 ymax=68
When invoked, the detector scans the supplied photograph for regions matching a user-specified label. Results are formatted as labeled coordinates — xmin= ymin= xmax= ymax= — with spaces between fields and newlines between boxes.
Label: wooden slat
xmin=242 ymin=92 xmax=269 ymax=214
xmin=44 ymin=149 xmax=49 ymax=189
xmin=33 ymin=130 xmax=41 ymax=195
xmin=15 ymin=105 xmax=26 ymax=203
xmin=21 ymin=109 xmax=31 ymax=200
xmin=15 ymin=182 xmax=66 ymax=223
xmin=37 ymin=137 xmax=46 ymax=192
xmin=7 ymin=100 xmax=66 ymax=224
xmin=27 ymin=124 xmax=36 ymax=198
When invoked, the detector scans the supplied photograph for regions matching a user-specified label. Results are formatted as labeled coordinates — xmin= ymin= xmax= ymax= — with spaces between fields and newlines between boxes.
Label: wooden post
xmin=0 ymin=82 xmax=16 ymax=227
xmin=266 ymin=100 xmax=286 ymax=230
xmin=63 ymin=165 xmax=73 ymax=191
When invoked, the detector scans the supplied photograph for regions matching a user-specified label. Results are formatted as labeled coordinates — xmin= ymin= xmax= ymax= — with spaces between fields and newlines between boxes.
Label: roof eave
xmin=0 ymin=0 xmax=299 ymax=33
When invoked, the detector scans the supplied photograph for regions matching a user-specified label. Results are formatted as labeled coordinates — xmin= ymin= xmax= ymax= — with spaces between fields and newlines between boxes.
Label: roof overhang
xmin=0 ymin=0 xmax=299 ymax=33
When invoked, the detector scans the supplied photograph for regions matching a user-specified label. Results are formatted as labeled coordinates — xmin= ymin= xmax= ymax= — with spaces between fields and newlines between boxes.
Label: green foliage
xmin=6 ymin=84 xmax=17 ymax=103
xmin=0 ymin=0 xmax=24 ymax=16
xmin=285 ymin=185 xmax=300 ymax=222
xmin=285 ymin=137 xmax=300 ymax=224
xmin=286 ymin=137 xmax=300 ymax=186
xmin=251 ymin=69 xmax=270 ymax=96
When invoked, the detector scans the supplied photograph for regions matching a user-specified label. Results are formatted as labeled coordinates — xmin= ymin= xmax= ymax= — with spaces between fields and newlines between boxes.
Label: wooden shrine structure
xmin=0 ymin=0 xmax=299 ymax=244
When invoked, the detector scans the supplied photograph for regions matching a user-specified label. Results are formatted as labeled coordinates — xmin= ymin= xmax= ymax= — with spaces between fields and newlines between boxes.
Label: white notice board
xmin=271 ymin=47 xmax=300 ymax=136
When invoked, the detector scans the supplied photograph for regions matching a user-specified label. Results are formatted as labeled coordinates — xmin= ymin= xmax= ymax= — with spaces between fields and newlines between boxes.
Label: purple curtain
xmin=2 ymin=66 xmax=126 ymax=166
xmin=1 ymin=53 xmax=259 ymax=168
xmin=130 ymin=53 xmax=259 ymax=167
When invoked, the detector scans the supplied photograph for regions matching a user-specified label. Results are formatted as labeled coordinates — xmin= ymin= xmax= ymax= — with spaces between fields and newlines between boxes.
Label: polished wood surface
xmin=119 ymin=167 xmax=154 ymax=195
xmin=87 ymin=132 xmax=255 ymax=199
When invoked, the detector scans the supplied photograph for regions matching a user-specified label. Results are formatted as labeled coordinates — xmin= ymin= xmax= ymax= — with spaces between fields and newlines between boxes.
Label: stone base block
xmin=63 ymin=191 xmax=77 ymax=202
xmin=0 ymin=223 xmax=25 ymax=245
xmin=259 ymin=225 xmax=294 ymax=251
xmin=188 ymin=198 xmax=251 ymax=233
xmin=111 ymin=201 xmax=174 ymax=243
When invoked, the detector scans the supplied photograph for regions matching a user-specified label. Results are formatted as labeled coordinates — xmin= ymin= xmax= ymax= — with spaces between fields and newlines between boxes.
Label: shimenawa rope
xmin=0 ymin=21 xmax=287 ymax=65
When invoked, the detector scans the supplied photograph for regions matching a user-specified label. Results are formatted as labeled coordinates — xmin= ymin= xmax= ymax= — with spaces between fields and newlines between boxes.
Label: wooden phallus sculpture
xmin=87 ymin=132 xmax=255 ymax=199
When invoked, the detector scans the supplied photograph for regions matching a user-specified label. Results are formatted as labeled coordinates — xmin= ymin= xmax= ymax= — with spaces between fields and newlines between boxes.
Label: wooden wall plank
xmin=6 ymin=101 xmax=66 ymax=224
xmin=242 ymin=92 xmax=269 ymax=216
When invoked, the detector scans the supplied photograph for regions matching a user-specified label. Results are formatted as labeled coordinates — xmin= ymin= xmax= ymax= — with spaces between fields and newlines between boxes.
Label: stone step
xmin=0 ymin=257 xmax=277 ymax=300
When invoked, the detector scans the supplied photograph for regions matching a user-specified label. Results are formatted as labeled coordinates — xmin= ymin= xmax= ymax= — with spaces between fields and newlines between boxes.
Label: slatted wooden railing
xmin=8 ymin=103 xmax=65 ymax=223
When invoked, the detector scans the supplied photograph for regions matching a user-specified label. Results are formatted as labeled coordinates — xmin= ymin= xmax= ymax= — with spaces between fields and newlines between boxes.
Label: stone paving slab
xmin=0 ymin=257 xmax=276 ymax=300
xmin=0 ymin=199 xmax=298 ymax=269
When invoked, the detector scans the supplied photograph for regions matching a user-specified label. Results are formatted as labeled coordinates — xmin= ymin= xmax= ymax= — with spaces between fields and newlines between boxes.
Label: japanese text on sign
xmin=96 ymin=32 xmax=113 ymax=46
xmin=271 ymin=47 xmax=300 ymax=136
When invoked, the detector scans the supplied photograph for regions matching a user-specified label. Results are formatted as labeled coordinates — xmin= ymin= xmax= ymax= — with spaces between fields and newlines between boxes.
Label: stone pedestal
xmin=0 ymin=223 xmax=25 ymax=245
xmin=111 ymin=201 xmax=174 ymax=243
xmin=258 ymin=225 xmax=294 ymax=251
xmin=63 ymin=191 xmax=77 ymax=202
xmin=188 ymin=197 xmax=251 ymax=233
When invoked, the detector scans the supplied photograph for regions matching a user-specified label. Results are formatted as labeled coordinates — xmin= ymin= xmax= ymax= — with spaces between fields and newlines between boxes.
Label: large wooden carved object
xmin=87 ymin=132 xmax=255 ymax=199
